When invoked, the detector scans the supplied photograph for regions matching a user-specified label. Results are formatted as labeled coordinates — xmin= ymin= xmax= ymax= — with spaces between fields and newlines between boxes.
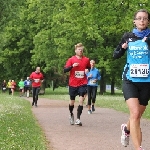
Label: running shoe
xmin=88 ymin=110 xmax=92 ymax=114
xmin=140 ymin=146 xmax=144 ymax=150
xmin=91 ymin=105 xmax=95 ymax=112
xmin=121 ymin=124 xmax=130 ymax=147
xmin=75 ymin=119 xmax=82 ymax=126
xmin=69 ymin=114 xmax=74 ymax=125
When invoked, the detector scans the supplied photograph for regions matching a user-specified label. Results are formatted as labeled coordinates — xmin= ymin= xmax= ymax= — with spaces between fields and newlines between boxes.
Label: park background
xmin=0 ymin=1 xmax=150 ymax=149
xmin=0 ymin=0 xmax=149 ymax=94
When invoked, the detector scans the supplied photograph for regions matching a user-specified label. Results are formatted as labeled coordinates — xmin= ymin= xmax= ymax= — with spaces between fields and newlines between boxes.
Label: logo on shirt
xmin=129 ymin=38 xmax=132 ymax=41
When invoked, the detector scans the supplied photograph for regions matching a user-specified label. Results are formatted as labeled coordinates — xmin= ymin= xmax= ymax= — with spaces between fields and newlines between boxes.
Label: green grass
xmin=0 ymin=93 xmax=48 ymax=150
xmin=42 ymin=87 xmax=150 ymax=120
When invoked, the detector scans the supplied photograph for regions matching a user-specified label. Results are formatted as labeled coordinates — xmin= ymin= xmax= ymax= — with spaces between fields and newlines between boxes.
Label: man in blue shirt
xmin=24 ymin=77 xmax=31 ymax=98
xmin=85 ymin=60 xmax=101 ymax=114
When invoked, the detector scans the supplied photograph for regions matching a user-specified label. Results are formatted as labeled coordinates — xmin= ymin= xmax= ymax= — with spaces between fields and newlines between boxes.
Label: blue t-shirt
xmin=86 ymin=68 xmax=101 ymax=86
xmin=24 ymin=80 xmax=31 ymax=87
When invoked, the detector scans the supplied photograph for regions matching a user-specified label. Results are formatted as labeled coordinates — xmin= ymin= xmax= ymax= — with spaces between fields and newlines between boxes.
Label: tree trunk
xmin=99 ymin=68 xmax=105 ymax=95
xmin=111 ymin=79 xmax=115 ymax=95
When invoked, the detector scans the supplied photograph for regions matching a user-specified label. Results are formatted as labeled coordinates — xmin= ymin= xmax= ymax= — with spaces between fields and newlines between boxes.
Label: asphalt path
xmin=24 ymin=97 xmax=150 ymax=150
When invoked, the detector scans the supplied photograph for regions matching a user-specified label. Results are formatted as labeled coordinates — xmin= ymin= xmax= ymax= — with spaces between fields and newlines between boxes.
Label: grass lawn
xmin=0 ymin=93 xmax=48 ymax=150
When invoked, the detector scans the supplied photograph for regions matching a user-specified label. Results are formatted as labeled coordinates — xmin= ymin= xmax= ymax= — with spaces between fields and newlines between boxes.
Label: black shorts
xmin=24 ymin=87 xmax=30 ymax=92
xmin=69 ymin=84 xmax=87 ymax=99
xmin=122 ymin=80 xmax=150 ymax=106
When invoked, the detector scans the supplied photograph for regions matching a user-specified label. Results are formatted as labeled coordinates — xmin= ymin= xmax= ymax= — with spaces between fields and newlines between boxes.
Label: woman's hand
xmin=122 ymin=41 xmax=128 ymax=49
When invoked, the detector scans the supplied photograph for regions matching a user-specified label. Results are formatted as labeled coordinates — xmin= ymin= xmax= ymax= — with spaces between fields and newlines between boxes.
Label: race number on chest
xmin=130 ymin=64 xmax=149 ymax=77
xmin=75 ymin=71 xmax=84 ymax=78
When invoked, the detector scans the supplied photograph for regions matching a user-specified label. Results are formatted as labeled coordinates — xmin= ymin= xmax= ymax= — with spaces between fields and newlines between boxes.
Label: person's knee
xmin=130 ymin=110 xmax=142 ymax=120
xmin=69 ymin=99 xmax=75 ymax=105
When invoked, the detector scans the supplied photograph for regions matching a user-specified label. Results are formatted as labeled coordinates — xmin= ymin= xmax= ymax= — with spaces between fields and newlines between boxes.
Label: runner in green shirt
xmin=18 ymin=79 xmax=24 ymax=97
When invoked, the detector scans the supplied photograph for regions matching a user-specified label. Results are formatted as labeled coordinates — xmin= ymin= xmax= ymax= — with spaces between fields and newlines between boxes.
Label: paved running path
xmin=24 ymin=97 xmax=150 ymax=150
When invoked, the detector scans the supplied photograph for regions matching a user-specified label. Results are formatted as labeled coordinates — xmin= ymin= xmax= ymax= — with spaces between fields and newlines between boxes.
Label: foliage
xmin=0 ymin=0 xmax=150 ymax=92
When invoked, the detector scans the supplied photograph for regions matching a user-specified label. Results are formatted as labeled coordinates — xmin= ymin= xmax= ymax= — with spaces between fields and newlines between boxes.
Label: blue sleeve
xmin=97 ymin=71 xmax=101 ymax=80
xmin=85 ymin=72 xmax=89 ymax=77
xmin=86 ymin=72 xmax=92 ymax=80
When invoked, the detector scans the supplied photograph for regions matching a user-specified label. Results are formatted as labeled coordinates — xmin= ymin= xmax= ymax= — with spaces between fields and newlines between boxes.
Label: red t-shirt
xmin=11 ymin=82 xmax=16 ymax=89
xmin=29 ymin=72 xmax=44 ymax=87
xmin=65 ymin=56 xmax=90 ymax=87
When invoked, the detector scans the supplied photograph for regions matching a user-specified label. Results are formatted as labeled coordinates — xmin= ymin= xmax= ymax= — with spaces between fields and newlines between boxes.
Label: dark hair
xmin=134 ymin=9 xmax=150 ymax=20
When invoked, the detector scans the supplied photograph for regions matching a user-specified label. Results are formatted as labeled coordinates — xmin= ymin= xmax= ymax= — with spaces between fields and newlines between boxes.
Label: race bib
xmin=130 ymin=64 xmax=149 ymax=77
xmin=90 ymin=79 xmax=96 ymax=84
xmin=34 ymin=79 xmax=40 ymax=83
xmin=75 ymin=71 xmax=84 ymax=78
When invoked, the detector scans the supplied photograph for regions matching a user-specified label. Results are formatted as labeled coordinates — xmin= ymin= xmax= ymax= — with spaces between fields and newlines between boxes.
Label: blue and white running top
xmin=125 ymin=39 xmax=150 ymax=82
xmin=113 ymin=32 xmax=150 ymax=82
xmin=86 ymin=68 xmax=101 ymax=86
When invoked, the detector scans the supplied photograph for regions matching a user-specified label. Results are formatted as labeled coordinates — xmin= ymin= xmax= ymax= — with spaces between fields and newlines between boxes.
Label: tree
xmin=0 ymin=0 xmax=149 ymax=92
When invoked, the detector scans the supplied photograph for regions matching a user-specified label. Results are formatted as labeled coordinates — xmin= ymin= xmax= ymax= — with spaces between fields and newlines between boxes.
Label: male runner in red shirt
xmin=64 ymin=43 xmax=90 ymax=126
xmin=30 ymin=67 xmax=44 ymax=107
